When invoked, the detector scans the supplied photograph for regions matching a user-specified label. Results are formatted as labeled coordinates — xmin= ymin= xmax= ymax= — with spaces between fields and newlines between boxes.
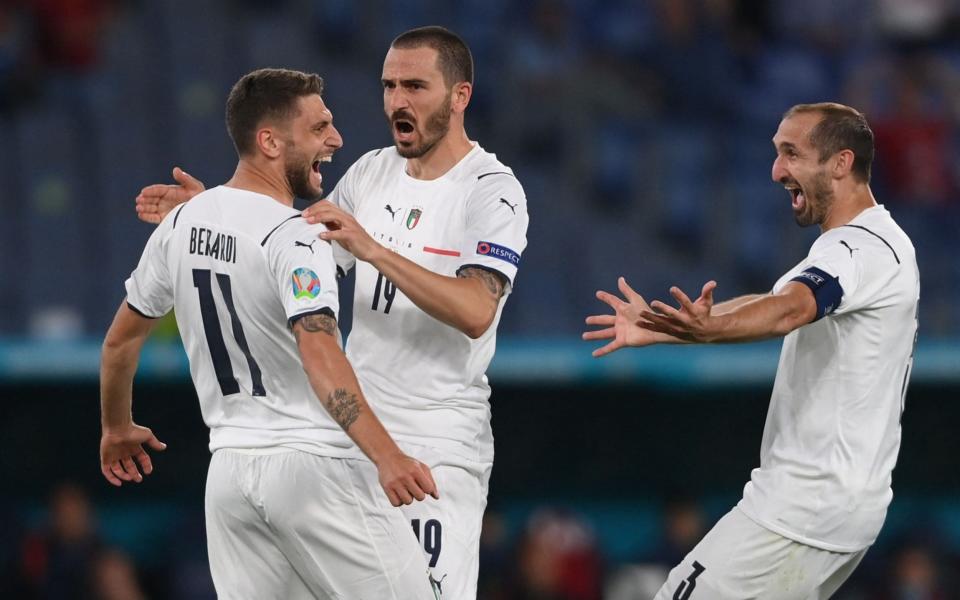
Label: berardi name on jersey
xmin=189 ymin=226 xmax=237 ymax=264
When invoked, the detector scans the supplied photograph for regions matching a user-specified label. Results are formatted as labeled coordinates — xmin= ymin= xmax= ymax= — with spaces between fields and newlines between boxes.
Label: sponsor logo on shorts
xmin=291 ymin=268 xmax=321 ymax=299
xmin=476 ymin=241 xmax=520 ymax=266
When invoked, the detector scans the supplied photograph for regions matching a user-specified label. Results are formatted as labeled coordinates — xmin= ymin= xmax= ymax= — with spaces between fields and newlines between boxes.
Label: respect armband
xmin=790 ymin=267 xmax=843 ymax=320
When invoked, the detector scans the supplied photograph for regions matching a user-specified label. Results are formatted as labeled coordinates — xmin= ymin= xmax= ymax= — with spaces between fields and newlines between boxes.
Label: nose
xmin=327 ymin=125 xmax=343 ymax=150
xmin=385 ymin=86 xmax=409 ymax=115
xmin=771 ymin=155 xmax=788 ymax=183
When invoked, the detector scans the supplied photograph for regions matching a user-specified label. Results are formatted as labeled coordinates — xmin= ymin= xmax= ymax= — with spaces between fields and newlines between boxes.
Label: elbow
xmin=462 ymin=311 xmax=496 ymax=340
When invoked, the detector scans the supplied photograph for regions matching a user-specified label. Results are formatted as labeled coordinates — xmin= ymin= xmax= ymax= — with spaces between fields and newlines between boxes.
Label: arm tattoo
xmin=325 ymin=388 xmax=361 ymax=430
xmin=297 ymin=313 xmax=338 ymax=336
xmin=459 ymin=267 xmax=506 ymax=299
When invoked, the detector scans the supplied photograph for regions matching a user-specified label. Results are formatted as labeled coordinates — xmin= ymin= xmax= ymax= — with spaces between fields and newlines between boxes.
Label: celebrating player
xmin=100 ymin=68 xmax=438 ymax=599
xmin=134 ymin=27 xmax=529 ymax=599
xmin=585 ymin=103 xmax=919 ymax=599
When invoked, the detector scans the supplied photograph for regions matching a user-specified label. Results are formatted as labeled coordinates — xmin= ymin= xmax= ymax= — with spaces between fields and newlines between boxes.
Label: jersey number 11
xmin=192 ymin=269 xmax=266 ymax=397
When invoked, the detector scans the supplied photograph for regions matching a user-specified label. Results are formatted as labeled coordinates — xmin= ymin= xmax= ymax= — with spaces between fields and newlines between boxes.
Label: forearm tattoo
xmin=459 ymin=267 xmax=506 ymax=299
xmin=296 ymin=313 xmax=337 ymax=336
xmin=325 ymin=388 xmax=360 ymax=430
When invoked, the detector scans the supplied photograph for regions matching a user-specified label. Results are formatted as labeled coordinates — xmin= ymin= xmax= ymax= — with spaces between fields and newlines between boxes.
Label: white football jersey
xmin=328 ymin=144 xmax=529 ymax=465
xmin=125 ymin=186 xmax=355 ymax=455
xmin=739 ymin=205 xmax=919 ymax=552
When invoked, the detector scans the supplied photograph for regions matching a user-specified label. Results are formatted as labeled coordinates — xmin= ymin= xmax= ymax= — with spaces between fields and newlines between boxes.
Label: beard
xmin=793 ymin=170 xmax=833 ymax=227
xmin=285 ymin=150 xmax=322 ymax=201
xmin=392 ymin=99 xmax=452 ymax=159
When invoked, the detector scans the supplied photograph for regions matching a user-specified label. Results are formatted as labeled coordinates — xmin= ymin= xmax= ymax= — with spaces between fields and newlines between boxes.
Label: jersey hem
xmin=737 ymin=502 xmax=873 ymax=553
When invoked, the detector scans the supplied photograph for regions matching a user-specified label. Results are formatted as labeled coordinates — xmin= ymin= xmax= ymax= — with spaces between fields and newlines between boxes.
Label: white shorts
xmin=655 ymin=507 xmax=867 ymax=600
xmin=397 ymin=444 xmax=492 ymax=600
xmin=204 ymin=449 xmax=436 ymax=600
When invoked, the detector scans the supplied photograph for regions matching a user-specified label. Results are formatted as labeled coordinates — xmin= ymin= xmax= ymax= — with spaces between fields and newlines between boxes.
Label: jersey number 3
xmin=192 ymin=269 xmax=266 ymax=397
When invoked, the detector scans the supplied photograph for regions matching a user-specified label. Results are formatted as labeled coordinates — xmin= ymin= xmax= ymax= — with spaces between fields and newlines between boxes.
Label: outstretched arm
xmin=100 ymin=302 xmax=167 ymax=486
xmin=293 ymin=313 xmax=439 ymax=506
xmin=305 ymin=201 xmax=503 ymax=339
xmin=641 ymin=281 xmax=816 ymax=343
xmin=135 ymin=167 xmax=205 ymax=224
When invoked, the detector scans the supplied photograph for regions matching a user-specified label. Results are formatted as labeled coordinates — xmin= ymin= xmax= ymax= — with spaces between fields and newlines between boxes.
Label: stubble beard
xmin=285 ymin=151 xmax=322 ymax=201
xmin=394 ymin=100 xmax=452 ymax=159
xmin=794 ymin=170 xmax=833 ymax=228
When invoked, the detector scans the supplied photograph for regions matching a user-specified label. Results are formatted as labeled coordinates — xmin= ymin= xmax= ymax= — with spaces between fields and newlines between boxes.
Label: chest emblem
xmin=406 ymin=207 xmax=423 ymax=230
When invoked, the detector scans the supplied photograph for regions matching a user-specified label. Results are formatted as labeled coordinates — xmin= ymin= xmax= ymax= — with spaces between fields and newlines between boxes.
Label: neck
xmin=404 ymin=126 xmax=473 ymax=180
xmin=820 ymin=181 xmax=878 ymax=232
xmin=225 ymin=159 xmax=294 ymax=206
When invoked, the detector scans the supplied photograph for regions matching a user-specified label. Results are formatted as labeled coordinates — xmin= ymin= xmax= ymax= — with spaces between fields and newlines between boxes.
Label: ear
xmin=832 ymin=149 xmax=855 ymax=179
xmin=256 ymin=127 xmax=283 ymax=159
xmin=451 ymin=81 xmax=472 ymax=114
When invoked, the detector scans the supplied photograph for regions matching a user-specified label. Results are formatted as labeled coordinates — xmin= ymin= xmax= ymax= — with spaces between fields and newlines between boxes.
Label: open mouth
xmin=394 ymin=119 xmax=415 ymax=135
xmin=311 ymin=155 xmax=331 ymax=183
xmin=785 ymin=185 xmax=804 ymax=210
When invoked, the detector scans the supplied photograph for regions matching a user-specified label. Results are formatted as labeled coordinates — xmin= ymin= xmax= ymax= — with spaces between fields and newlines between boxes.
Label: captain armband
xmin=790 ymin=267 xmax=843 ymax=321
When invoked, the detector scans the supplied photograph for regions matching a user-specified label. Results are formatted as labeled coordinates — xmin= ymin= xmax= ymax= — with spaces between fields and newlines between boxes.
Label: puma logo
xmin=429 ymin=573 xmax=448 ymax=598
xmin=840 ymin=240 xmax=859 ymax=258
xmin=385 ymin=204 xmax=400 ymax=220
xmin=295 ymin=240 xmax=316 ymax=254
xmin=498 ymin=198 xmax=517 ymax=214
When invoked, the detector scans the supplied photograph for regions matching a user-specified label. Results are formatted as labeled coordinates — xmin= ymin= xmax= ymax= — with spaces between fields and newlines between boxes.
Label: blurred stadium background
xmin=1 ymin=0 xmax=959 ymax=598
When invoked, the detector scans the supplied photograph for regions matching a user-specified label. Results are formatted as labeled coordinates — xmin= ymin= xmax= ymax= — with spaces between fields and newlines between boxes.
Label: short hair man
xmin=100 ymin=68 xmax=438 ymax=599
xmin=135 ymin=28 xmax=530 ymax=599
xmin=586 ymin=103 xmax=919 ymax=598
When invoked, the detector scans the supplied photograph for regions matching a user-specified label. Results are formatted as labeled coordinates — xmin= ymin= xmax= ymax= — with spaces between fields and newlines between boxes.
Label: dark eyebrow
xmin=776 ymin=141 xmax=799 ymax=153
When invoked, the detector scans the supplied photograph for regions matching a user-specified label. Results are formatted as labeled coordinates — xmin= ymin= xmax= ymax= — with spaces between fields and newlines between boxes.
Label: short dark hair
xmin=784 ymin=102 xmax=875 ymax=183
xmin=391 ymin=26 xmax=473 ymax=87
xmin=226 ymin=68 xmax=324 ymax=157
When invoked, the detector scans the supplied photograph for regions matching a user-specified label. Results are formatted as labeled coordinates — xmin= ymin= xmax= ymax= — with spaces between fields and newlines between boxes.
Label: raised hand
xmin=99 ymin=423 xmax=167 ymax=486
xmin=376 ymin=452 xmax=440 ymax=507
xmin=640 ymin=280 xmax=719 ymax=343
xmin=303 ymin=201 xmax=383 ymax=262
xmin=135 ymin=167 xmax=205 ymax=224
xmin=583 ymin=277 xmax=673 ymax=357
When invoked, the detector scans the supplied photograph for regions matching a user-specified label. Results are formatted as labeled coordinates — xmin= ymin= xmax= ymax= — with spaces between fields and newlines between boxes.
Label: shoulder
xmin=347 ymin=146 xmax=402 ymax=175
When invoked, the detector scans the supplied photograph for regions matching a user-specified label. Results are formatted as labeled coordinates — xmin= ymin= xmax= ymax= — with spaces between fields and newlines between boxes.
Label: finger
xmin=592 ymin=340 xmax=621 ymax=358
xmin=134 ymin=449 xmax=153 ymax=476
xmin=101 ymin=464 xmax=122 ymax=487
xmin=111 ymin=462 xmax=132 ymax=482
xmin=302 ymin=204 xmax=341 ymax=223
xmin=146 ymin=434 xmax=167 ymax=452
xmin=649 ymin=300 xmax=680 ymax=317
xmin=172 ymin=167 xmax=202 ymax=191
xmin=618 ymin=277 xmax=645 ymax=304
xmin=699 ymin=280 xmax=717 ymax=305
xmin=416 ymin=464 xmax=439 ymax=500
xmin=385 ymin=487 xmax=401 ymax=507
xmin=137 ymin=184 xmax=167 ymax=200
xmin=122 ymin=456 xmax=143 ymax=482
xmin=407 ymin=480 xmax=426 ymax=502
xmin=595 ymin=290 xmax=624 ymax=311
xmin=670 ymin=286 xmax=696 ymax=312
xmin=582 ymin=327 xmax=615 ymax=341
xmin=392 ymin=484 xmax=414 ymax=506
xmin=585 ymin=315 xmax=615 ymax=326
xmin=319 ymin=229 xmax=346 ymax=242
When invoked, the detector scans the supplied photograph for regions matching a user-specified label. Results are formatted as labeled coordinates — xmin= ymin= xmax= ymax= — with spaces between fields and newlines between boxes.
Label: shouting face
xmin=281 ymin=94 xmax=343 ymax=200
xmin=381 ymin=46 xmax=455 ymax=159
xmin=771 ymin=112 xmax=835 ymax=228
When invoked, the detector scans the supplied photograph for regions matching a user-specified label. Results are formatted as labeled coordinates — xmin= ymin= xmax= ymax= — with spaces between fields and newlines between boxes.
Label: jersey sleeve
xmin=266 ymin=218 xmax=341 ymax=327
xmin=781 ymin=233 xmax=865 ymax=321
xmin=457 ymin=174 xmax=529 ymax=287
xmin=124 ymin=209 xmax=177 ymax=318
